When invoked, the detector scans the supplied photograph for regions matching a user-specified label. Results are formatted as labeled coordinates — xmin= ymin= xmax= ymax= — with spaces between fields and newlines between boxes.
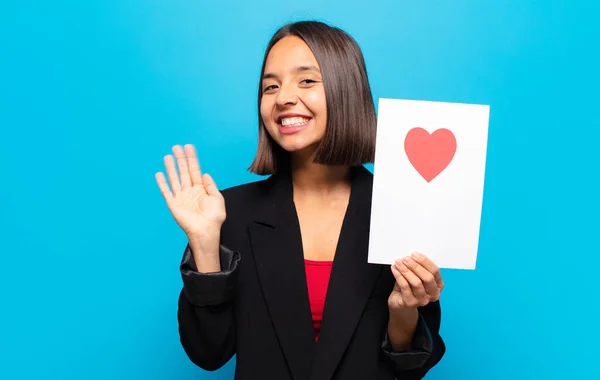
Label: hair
xmin=248 ymin=20 xmax=377 ymax=175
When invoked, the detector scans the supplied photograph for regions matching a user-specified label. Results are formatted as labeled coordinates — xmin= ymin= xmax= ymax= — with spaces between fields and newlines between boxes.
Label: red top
xmin=304 ymin=259 xmax=334 ymax=341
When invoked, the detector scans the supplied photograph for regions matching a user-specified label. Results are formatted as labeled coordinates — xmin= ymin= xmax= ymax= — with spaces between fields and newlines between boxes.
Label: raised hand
xmin=155 ymin=144 xmax=226 ymax=242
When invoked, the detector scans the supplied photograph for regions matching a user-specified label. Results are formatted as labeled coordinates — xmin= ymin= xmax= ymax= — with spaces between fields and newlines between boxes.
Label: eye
xmin=263 ymin=84 xmax=278 ymax=92
xmin=300 ymin=79 xmax=318 ymax=85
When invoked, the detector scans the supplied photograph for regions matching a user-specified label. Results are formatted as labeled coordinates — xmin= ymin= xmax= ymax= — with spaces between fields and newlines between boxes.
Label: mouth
xmin=275 ymin=114 xmax=312 ymax=135
xmin=277 ymin=115 xmax=312 ymax=127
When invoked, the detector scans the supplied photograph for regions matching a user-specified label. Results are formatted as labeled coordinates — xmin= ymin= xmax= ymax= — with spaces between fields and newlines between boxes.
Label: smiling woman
xmin=260 ymin=37 xmax=328 ymax=154
xmin=155 ymin=20 xmax=446 ymax=380
xmin=250 ymin=22 xmax=377 ymax=174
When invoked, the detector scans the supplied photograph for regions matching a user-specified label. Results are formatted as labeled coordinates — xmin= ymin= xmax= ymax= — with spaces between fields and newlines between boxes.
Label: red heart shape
xmin=404 ymin=127 xmax=457 ymax=182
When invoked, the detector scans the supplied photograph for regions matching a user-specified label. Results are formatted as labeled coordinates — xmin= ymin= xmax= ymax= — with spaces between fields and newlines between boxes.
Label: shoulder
xmin=217 ymin=176 xmax=274 ymax=241
xmin=219 ymin=176 xmax=272 ymax=204
xmin=218 ymin=175 xmax=278 ymax=222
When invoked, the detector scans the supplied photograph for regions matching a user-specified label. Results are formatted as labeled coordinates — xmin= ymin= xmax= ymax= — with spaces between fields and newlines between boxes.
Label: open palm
xmin=155 ymin=144 xmax=225 ymax=239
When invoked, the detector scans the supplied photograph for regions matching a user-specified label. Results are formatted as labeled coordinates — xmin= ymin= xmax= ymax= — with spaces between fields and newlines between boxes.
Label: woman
xmin=156 ymin=21 xmax=446 ymax=380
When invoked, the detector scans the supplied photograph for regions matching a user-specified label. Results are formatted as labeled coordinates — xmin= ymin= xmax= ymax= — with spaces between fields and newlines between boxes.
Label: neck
xmin=290 ymin=152 xmax=352 ymax=196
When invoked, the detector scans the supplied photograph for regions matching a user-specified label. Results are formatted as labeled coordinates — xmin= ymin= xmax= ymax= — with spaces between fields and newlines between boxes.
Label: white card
xmin=367 ymin=98 xmax=490 ymax=270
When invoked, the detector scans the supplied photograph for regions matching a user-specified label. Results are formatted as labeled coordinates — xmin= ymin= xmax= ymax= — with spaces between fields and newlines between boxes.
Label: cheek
xmin=305 ymin=90 xmax=327 ymax=118
xmin=259 ymin=99 xmax=273 ymax=125
xmin=259 ymin=99 xmax=268 ymax=119
xmin=307 ymin=91 xmax=327 ymax=131
xmin=259 ymin=98 xmax=279 ymax=139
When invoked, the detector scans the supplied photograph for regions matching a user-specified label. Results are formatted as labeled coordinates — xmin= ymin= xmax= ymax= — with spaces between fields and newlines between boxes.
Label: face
xmin=260 ymin=36 xmax=327 ymax=155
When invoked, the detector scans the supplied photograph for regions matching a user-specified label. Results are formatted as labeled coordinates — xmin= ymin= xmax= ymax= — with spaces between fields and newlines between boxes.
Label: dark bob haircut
xmin=248 ymin=20 xmax=377 ymax=175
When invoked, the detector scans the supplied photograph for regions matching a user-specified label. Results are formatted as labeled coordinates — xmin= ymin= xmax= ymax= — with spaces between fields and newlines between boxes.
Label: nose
xmin=275 ymin=82 xmax=298 ymax=106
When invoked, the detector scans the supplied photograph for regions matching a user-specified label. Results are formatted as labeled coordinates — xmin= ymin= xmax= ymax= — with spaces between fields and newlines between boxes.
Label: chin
xmin=277 ymin=138 xmax=321 ymax=156
xmin=278 ymin=141 xmax=310 ymax=152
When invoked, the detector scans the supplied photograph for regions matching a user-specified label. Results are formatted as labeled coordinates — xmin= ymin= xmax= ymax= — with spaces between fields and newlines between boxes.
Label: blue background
xmin=1 ymin=1 xmax=599 ymax=379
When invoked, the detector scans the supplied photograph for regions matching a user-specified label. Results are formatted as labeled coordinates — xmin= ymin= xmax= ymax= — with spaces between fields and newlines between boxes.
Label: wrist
xmin=189 ymin=235 xmax=220 ymax=254
xmin=389 ymin=305 xmax=419 ymax=319
xmin=388 ymin=307 xmax=419 ymax=352
xmin=187 ymin=224 xmax=221 ymax=249
xmin=187 ymin=228 xmax=222 ymax=273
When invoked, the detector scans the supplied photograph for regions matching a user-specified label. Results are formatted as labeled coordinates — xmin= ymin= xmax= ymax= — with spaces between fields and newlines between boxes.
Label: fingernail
xmin=412 ymin=252 xmax=423 ymax=259
xmin=402 ymin=257 xmax=411 ymax=265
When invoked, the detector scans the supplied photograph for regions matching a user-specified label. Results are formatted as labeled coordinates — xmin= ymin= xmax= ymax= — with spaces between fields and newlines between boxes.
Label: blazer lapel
xmin=248 ymin=170 xmax=316 ymax=380
xmin=309 ymin=166 xmax=384 ymax=380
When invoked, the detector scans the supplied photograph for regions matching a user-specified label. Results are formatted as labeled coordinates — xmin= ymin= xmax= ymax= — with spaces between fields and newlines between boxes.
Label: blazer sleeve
xmin=177 ymin=243 xmax=240 ymax=371
xmin=380 ymin=301 xmax=446 ymax=379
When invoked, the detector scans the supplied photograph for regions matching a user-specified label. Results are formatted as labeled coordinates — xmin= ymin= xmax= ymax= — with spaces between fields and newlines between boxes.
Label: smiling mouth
xmin=279 ymin=116 xmax=311 ymax=127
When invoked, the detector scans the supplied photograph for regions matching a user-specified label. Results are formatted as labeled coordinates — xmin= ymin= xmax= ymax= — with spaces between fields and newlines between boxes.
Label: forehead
xmin=264 ymin=36 xmax=320 ymax=72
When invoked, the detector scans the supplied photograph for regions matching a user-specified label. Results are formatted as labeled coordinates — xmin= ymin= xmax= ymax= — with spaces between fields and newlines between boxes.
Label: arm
xmin=381 ymin=301 xmax=445 ymax=379
xmin=177 ymin=243 xmax=240 ymax=371
xmin=155 ymin=144 xmax=236 ymax=370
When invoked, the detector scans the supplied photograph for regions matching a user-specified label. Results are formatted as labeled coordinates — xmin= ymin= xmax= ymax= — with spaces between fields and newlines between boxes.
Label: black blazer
xmin=177 ymin=165 xmax=445 ymax=380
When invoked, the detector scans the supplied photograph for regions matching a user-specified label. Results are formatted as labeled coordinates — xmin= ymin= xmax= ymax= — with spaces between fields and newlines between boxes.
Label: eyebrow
xmin=262 ymin=65 xmax=320 ymax=80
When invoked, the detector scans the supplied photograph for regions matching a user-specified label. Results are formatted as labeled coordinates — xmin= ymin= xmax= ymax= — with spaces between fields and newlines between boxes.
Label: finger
xmin=164 ymin=155 xmax=181 ymax=194
xmin=392 ymin=263 xmax=420 ymax=308
xmin=184 ymin=144 xmax=203 ymax=186
xmin=202 ymin=173 xmax=220 ymax=196
xmin=411 ymin=252 xmax=443 ymax=287
xmin=396 ymin=260 xmax=428 ymax=305
xmin=173 ymin=145 xmax=192 ymax=188
xmin=155 ymin=172 xmax=173 ymax=200
xmin=402 ymin=256 xmax=440 ymax=300
xmin=391 ymin=264 xmax=417 ymax=307
xmin=411 ymin=252 xmax=444 ymax=289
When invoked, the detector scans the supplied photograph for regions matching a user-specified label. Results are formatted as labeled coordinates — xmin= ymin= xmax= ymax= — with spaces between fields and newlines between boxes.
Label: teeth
xmin=281 ymin=117 xmax=310 ymax=127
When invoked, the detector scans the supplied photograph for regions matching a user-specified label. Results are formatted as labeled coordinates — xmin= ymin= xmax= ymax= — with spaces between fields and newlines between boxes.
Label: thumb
xmin=202 ymin=173 xmax=220 ymax=196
